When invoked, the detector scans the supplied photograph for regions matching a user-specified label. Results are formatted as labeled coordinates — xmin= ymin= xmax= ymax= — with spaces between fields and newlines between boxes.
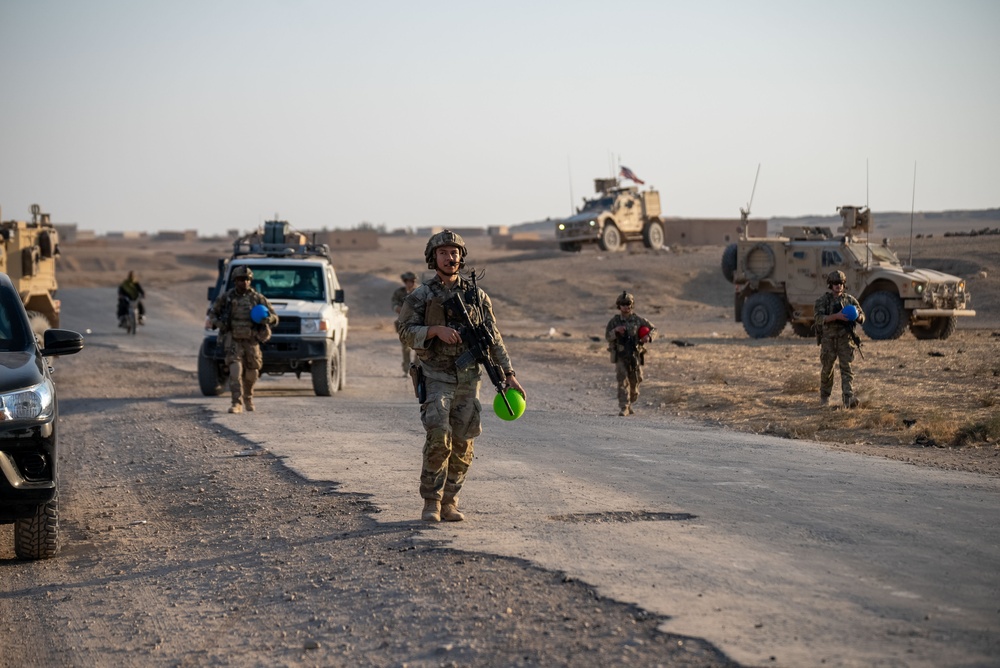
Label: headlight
xmin=589 ymin=220 xmax=596 ymax=226
xmin=301 ymin=318 xmax=330 ymax=334
xmin=0 ymin=379 xmax=55 ymax=421
xmin=558 ymin=223 xmax=566 ymax=231
xmin=914 ymin=283 xmax=924 ymax=294
xmin=958 ymin=281 xmax=965 ymax=292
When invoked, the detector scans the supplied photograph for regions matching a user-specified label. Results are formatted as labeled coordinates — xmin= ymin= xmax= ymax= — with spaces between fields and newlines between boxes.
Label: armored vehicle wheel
xmin=861 ymin=291 xmax=907 ymax=340
xmin=721 ymin=243 xmax=738 ymax=283
xmin=598 ymin=224 xmax=623 ymax=252
xmin=791 ymin=321 xmax=814 ymax=338
xmin=642 ymin=221 xmax=664 ymax=249
xmin=559 ymin=242 xmax=582 ymax=252
xmin=741 ymin=292 xmax=788 ymax=338
xmin=312 ymin=348 xmax=341 ymax=396
xmin=14 ymin=492 xmax=59 ymax=560
xmin=911 ymin=316 xmax=957 ymax=340
xmin=198 ymin=341 xmax=226 ymax=396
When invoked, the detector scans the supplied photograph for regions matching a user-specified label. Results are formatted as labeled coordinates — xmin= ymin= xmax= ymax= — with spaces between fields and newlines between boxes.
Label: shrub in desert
xmin=952 ymin=411 xmax=1000 ymax=447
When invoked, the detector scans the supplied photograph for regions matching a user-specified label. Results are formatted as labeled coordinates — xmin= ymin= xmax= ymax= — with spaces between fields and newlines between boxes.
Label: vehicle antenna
xmin=567 ymin=156 xmax=575 ymax=215
xmin=740 ymin=163 xmax=760 ymax=238
xmin=908 ymin=161 xmax=917 ymax=265
xmin=866 ymin=159 xmax=871 ymax=270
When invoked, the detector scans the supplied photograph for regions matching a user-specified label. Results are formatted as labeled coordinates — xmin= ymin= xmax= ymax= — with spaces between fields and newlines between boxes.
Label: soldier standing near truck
xmin=207 ymin=265 xmax=278 ymax=414
xmin=391 ymin=271 xmax=418 ymax=376
xmin=397 ymin=230 xmax=525 ymax=523
xmin=814 ymin=270 xmax=866 ymax=408
xmin=605 ymin=291 xmax=656 ymax=416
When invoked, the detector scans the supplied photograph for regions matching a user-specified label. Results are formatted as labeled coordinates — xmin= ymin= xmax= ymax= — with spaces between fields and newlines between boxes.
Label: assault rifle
xmin=617 ymin=330 xmax=640 ymax=372
xmin=442 ymin=273 xmax=514 ymax=418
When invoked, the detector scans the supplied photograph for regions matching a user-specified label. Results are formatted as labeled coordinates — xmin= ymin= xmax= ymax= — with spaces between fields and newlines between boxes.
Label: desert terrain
xmin=58 ymin=231 xmax=1000 ymax=477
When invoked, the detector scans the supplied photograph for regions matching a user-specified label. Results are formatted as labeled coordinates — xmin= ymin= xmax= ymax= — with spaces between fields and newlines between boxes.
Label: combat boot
xmin=619 ymin=405 xmax=629 ymax=417
xmin=244 ymin=397 xmax=255 ymax=412
xmin=440 ymin=498 xmax=465 ymax=522
xmin=228 ymin=403 xmax=243 ymax=414
xmin=421 ymin=498 xmax=441 ymax=522
xmin=844 ymin=395 xmax=860 ymax=409
xmin=820 ymin=395 xmax=830 ymax=406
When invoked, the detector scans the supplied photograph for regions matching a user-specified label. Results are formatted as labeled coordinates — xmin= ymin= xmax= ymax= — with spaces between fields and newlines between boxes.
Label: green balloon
xmin=493 ymin=388 xmax=526 ymax=421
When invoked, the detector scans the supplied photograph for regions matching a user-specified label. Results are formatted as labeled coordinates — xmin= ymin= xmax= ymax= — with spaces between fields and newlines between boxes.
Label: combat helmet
xmin=424 ymin=229 xmax=467 ymax=270
xmin=616 ymin=291 xmax=634 ymax=307
xmin=232 ymin=265 xmax=254 ymax=281
xmin=827 ymin=270 xmax=847 ymax=285
xmin=401 ymin=271 xmax=417 ymax=282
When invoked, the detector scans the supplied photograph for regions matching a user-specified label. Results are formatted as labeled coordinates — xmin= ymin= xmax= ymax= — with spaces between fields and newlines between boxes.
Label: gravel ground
xmin=0 ymin=345 xmax=739 ymax=668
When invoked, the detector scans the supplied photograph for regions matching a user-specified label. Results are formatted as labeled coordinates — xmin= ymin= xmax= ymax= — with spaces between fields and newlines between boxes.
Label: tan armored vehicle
xmin=0 ymin=204 xmax=60 ymax=331
xmin=556 ymin=177 xmax=665 ymax=252
xmin=723 ymin=206 xmax=975 ymax=340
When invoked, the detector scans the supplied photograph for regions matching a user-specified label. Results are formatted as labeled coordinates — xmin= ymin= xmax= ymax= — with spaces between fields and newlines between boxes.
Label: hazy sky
xmin=1 ymin=0 xmax=997 ymax=235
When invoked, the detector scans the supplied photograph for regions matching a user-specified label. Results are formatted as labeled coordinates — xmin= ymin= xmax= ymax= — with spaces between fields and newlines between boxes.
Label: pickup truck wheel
xmin=312 ymin=349 xmax=340 ymax=396
xmin=741 ymin=292 xmax=788 ymax=338
xmin=198 ymin=341 xmax=226 ymax=396
xmin=642 ymin=221 xmax=664 ymax=249
xmin=598 ymin=224 xmax=622 ymax=252
xmin=721 ymin=243 xmax=738 ymax=283
xmin=861 ymin=291 xmax=908 ymax=340
xmin=911 ymin=316 xmax=957 ymax=340
xmin=14 ymin=492 xmax=59 ymax=560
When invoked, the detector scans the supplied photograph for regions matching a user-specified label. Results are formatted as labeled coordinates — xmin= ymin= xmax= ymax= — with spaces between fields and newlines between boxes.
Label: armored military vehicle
xmin=555 ymin=177 xmax=665 ymax=252
xmin=0 ymin=204 xmax=60 ymax=331
xmin=723 ymin=206 xmax=975 ymax=340
xmin=199 ymin=219 xmax=350 ymax=397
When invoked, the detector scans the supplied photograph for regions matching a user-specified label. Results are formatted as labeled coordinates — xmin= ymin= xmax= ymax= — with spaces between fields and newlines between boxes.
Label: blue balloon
xmin=251 ymin=304 xmax=270 ymax=324
xmin=842 ymin=304 xmax=858 ymax=321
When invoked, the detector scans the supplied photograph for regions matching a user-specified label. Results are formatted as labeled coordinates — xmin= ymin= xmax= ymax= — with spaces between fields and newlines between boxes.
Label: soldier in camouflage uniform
xmin=391 ymin=271 xmax=418 ymax=376
xmin=207 ymin=265 xmax=279 ymax=414
xmin=605 ymin=291 xmax=656 ymax=416
xmin=397 ymin=230 xmax=525 ymax=523
xmin=814 ymin=270 xmax=865 ymax=408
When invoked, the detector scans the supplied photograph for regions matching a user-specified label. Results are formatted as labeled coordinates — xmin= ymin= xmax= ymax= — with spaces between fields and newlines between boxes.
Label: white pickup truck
xmin=198 ymin=220 xmax=349 ymax=396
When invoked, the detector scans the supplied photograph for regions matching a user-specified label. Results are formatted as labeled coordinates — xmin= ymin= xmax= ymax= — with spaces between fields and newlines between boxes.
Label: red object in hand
xmin=638 ymin=326 xmax=650 ymax=340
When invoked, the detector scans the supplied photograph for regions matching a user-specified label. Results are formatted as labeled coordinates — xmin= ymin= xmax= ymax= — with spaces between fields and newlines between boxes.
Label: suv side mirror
xmin=40 ymin=329 xmax=84 ymax=357
xmin=333 ymin=288 xmax=345 ymax=304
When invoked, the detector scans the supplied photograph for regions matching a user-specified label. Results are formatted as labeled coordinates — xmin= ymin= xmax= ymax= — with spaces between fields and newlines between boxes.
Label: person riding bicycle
xmin=117 ymin=271 xmax=146 ymax=327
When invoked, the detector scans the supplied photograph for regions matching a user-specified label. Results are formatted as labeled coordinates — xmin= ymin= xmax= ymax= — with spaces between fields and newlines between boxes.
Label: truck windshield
xmin=581 ymin=196 xmax=614 ymax=212
xmin=234 ymin=266 xmax=325 ymax=301
xmin=845 ymin=242 xmax=901 ymax=266
xmin=0 ymin=286 xmax=33 ymax=352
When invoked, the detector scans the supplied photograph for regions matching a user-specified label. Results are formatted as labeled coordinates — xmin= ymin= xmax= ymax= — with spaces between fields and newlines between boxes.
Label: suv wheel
xmin=198 ymin=341 xmax=226 ymax=396
xmin=861 ymin=291 xmax=908 ymax=340
xmin=598 ymin=224 xmax=622 ymax=252
xmin=14 ymin=492 xmax=59 ymax=560
xmin=741 ymin=292 xmax=788 ymax=338
xmin=311 ymin=348 xmax=341 ymax=396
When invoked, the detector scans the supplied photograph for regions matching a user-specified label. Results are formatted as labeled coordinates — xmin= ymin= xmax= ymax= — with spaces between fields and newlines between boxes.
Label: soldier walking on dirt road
xmin=397 ymin=230 xmax=525 ymax=523
xmin=605 ymin=291 xmax=656 ymax=416
xmin=391 ymin=271 xmax=418 ymax=376
xmin=207 ymin=265 xmax=278 ymax=414
xmin=814 ymin=270 xmax=866 ymax=408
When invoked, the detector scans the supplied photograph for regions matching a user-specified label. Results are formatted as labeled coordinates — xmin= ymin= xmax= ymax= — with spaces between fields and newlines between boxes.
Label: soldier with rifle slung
xmin=605 ymin=291 xmax=656 ymax=416
xmin=397 ymin=230 xmax=525 ymax=523
xmin=814 ymin=270 xmax=866 ymax=408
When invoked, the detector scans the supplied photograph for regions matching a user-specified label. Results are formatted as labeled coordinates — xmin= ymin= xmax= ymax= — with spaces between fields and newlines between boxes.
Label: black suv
xmin=0 ymin=273 xmax=83 ymax=559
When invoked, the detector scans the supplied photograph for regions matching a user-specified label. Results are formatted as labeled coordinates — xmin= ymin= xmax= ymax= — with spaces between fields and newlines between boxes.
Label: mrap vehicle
xmin=0 ymin=203 xmax=61 ymax=332
xmin=555 ymin=177 xmax=665 ymax=252
xmin=723 ymin=205 xmax=975 ymax=340
xmin=199 ymin=220 xmax=349 ymax=396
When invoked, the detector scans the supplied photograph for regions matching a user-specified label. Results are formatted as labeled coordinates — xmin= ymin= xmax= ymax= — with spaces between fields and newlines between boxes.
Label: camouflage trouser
xmin=419 ymin=376 xmax=483 ymax=502
xmin=820 ymin=335 xmax=855 ymax=402
xmin=224 ymin=335 xmax=262 ymax=406
xmin=615 ymin=359 xmax=643 ymax=410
